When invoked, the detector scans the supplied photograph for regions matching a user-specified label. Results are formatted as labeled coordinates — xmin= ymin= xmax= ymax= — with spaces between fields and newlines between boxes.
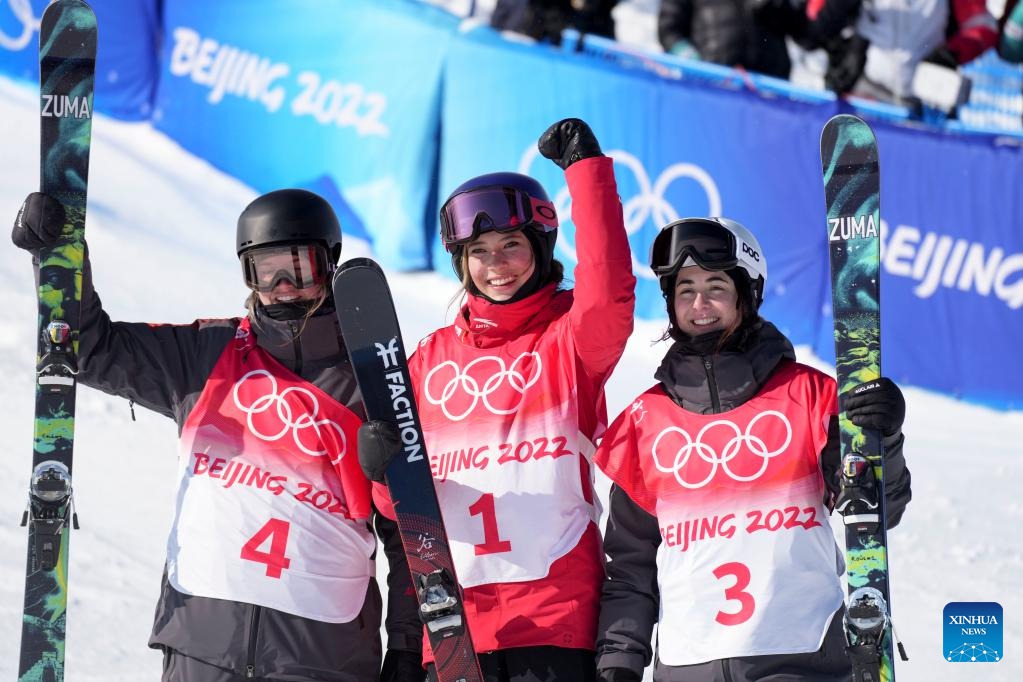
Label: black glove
xmin=379 ymin=649 xmax=425 ymax=682
xmin=842 ymin=377 xmax=905 ymax=437
xmin=598 ymin=668 xmax=642 ymax=682
xmin=358 ymin=419 xmax=402 ymax=483
xmin=923 ymin=45 xmax=959 ymax=69
xmin=538 ymin=118 xmax=603 ymax=171
xmin=824 ymin=33 xmax=869 ymax=95
xmin=12 ymin=192 xmax=65 ymax=253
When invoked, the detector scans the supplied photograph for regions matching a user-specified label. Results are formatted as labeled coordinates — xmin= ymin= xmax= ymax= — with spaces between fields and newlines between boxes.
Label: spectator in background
xmin=789 ymin=0 xmax=869 ymax=94
xmin=999 ymin=0 xmax=1023 ymax=62
xmin=656 ymin=0 xmax=798 ymax=78
xmin=491 ymin=0 xmax=619 ymax=44
xmin=850 ymin=0 xmax=999 ymax=105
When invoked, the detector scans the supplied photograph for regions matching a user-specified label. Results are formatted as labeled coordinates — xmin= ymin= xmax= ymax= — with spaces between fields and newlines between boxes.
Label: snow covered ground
xmin=1 ymin=72 xmax=1021 ymax=681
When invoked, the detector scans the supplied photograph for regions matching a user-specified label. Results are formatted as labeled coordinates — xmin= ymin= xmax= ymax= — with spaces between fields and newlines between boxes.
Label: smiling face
xmin=672 ymin=265 xmax=740 ymax=336
xmin=465 ymin=229 xmax=536 ymax=301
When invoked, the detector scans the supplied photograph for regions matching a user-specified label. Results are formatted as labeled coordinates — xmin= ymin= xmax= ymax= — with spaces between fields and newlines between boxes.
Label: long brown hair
xmin=447 ymin=244 xmax=566 ymax=310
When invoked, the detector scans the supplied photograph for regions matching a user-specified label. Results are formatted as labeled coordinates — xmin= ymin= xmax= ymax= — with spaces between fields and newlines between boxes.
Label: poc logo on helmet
xmin=742 ymin=242 xmax=761 ymax=262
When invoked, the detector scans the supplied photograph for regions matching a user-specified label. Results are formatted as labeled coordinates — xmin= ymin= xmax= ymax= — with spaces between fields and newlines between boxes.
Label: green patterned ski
xmin=18 ymin=2 xmax=96 ymax=681
xmin=820 ymin=114 xmax=900 ymax=682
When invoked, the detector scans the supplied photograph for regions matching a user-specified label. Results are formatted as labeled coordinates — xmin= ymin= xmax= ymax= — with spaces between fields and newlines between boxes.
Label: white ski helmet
xmin=650 ymin=217 xmax=768 ymax=310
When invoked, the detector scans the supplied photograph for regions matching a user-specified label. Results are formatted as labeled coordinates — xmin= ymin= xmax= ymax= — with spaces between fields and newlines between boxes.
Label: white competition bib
xmin=654 ymin=483 xmax=843 ymax=664
xmin=419 ymin=349 xmax=597 ymax=588
xmin=167 ymin=323 xmax=375 ymax=623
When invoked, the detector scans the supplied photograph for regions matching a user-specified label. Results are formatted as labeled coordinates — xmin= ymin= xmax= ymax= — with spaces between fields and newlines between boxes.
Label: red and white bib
xmin=597 ymin=362 xmax=843 ymax=664
xmin=167 ymin=319 xmax=375 ymax=623
xmin=411 ymin=327 xmax=599 ymax=589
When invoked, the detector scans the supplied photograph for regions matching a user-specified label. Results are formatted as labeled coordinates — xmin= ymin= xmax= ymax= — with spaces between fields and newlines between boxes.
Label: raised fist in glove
xmin=538 ymin=118 xmax=603 ymax=171
xmin=358 ymin=419 xmax=402 ymax=483
xmin=379 ymin=649 xmax=425 ymax=682
xmin=843 ymin=377 xmax=906 ymax=437
xmin=12 ymin=192 xmax=65 ymax=253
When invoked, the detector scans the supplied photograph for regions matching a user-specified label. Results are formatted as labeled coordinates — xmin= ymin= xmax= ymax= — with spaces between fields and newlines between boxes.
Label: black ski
xmin=333 ymin=258 xmax=483 ymax=682
xmin=19 ymin=2 xmax=96 ymax=681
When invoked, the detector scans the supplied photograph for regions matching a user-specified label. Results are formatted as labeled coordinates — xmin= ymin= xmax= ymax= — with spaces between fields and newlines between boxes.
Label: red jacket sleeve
xmin=947 ymin=0 xmax=999 ymax=63
xmin=565 ymin=156 xmax=637 ymax=381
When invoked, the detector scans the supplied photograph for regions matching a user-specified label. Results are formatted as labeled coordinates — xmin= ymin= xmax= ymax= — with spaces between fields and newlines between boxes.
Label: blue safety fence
xmin=151 ymin=0 xmax=458 ymax=271
xmin=438 ymin=25 xmax=1023 ymax=409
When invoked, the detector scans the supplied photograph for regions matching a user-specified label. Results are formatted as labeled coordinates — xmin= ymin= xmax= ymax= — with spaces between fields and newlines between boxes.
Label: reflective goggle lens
xmin=650 ymin=220 xmax=737 ymax=276
xmin=242 ymin=244 xmax=329 ymax=293
xmin=440 ymin=186 xmax=558 ymax=250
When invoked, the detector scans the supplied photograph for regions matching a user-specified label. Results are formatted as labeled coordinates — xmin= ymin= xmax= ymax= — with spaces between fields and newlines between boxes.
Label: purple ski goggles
xmin=440 ymin=186 xmax=558 ymax=252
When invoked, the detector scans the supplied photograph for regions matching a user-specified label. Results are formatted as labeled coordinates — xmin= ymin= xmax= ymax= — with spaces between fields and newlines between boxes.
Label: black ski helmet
xmin=440 ymin=171 xmax=558 ymax=285
xmin=236 ymin=189 xmax=342 ymax=263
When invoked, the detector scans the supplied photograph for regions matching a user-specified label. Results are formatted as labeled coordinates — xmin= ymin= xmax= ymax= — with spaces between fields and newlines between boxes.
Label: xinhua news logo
xmin=944 ymin=602 xmax=1002 ymax=663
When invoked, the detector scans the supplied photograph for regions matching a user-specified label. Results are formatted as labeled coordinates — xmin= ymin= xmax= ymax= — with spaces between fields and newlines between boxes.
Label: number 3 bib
xmin=605 ymin=363 xmax=844 ymax=664
xmin=167 ymin=320 xmax=375 ymax=623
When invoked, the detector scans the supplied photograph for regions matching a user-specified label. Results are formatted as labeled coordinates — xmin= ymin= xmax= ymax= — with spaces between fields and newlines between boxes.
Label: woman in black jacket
xmin=594 ymin=217 xmax=911 ymax=682
xmin=13 ymin=189 xmax=423 ymax=682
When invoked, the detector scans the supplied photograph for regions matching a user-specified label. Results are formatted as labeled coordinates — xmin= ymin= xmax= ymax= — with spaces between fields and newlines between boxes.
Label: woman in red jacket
xmin=360 ymin=119 xmax=636 ymax=682
xmin=593 ymin=217 xmax=911 ymax=682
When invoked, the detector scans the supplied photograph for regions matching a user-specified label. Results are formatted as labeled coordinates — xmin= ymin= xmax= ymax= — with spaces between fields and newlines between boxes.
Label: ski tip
xmin=332 ymin=257 xmax=386 ymax=287
xmin=824 ymin=113 xmax=866 ymax=128
xmin=337 ymin=256 xmax=383 ymax=273
xmin=40 ymin=0 xmax=99 ymax=55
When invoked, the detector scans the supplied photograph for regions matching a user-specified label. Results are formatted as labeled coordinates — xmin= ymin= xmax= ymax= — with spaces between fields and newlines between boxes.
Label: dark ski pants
xmin=652 ymin=609 xmax=852 ymax=682
xmin=428 ymin=646 xmax=597 ymax=682
xmin=161 ymin=648 xmax=380 ymax=682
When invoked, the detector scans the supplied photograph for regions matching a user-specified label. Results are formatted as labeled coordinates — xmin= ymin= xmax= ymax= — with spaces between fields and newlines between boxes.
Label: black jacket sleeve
xmin=375 ymin=510 xmax=423 ymax=653
xmin=596 ymin=485 xmax=661 ymax=676
xmin=71 ymin=245 xmax=236 ymax=425
xmin=657 ymin=0 xmax=694 ymax=52
xmin=820 ymin=415 xmax=912 ymax=528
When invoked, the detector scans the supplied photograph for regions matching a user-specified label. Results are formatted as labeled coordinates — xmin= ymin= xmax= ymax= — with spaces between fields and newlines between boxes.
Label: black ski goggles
xmin=439 ymin=186 xmax=558 ymax=252
xmin=650 ymin=219 xmax=738 ymax=277
xmin=241 ymin=243 xmax=330 ymax=293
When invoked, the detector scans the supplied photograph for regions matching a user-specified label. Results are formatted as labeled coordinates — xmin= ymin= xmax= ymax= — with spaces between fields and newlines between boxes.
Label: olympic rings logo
xmin=650 ymin=411 xmax=792 ymax=489
xmin=0 ymin=0 xmax=41 ymax=51
xmin=519 ymin=146 xmax=722 ymax=281
xmin=232 ymin=369 xmax=348 ymax=464
xmin=423 ymin=353 xmax=542 ymax=421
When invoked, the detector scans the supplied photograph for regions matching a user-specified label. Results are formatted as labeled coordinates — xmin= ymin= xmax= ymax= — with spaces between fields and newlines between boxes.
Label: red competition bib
xmin=412 ymin=326 xmax=599 ymax=589
xmin=167 ymin=319 xmax=375 ymax=623
xmin=599 ymin=362 xmax=843 ymax=664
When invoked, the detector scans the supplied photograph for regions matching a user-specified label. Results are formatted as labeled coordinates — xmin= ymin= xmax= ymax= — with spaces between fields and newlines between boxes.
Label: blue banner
xmin=153 ymin=0 xmax=457 ymax=270
xmin=439 ymin=28 xmax=1023 ymax=408
xmin=0 ymin=0 xmax=160 ymax=120
xmin=844 ymin=121 xmax=1023 ymax=408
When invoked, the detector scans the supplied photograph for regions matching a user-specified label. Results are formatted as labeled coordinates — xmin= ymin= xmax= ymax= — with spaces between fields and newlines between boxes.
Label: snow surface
xmin=1 ymin=74 xmax=1021 ymax=681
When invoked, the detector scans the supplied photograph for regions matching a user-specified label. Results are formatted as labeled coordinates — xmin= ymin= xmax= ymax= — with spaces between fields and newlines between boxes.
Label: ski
xmin=333 ymin=258 xmax=483 ymax=682
xmin=820 ymin=114 xmax=905 ymax=682
xmin=18 ymin=2 xmax=96 ymax=680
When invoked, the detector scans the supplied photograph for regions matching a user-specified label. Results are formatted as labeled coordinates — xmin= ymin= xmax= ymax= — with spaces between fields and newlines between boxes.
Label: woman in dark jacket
xmin=13 ymin=189 xmax=422 ymax=682
xmin=593 ymin=217 xmax=911 ymax=682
